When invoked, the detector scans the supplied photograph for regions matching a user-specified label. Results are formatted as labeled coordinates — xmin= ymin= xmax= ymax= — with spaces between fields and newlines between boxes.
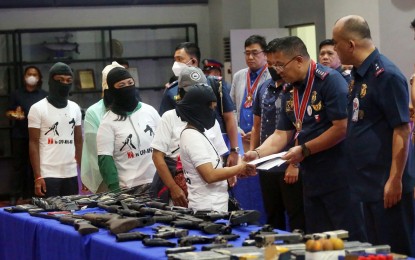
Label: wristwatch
xmin=301 ymin=143 xmax=311 ymax=158
xmin=230 ymin=147 xmax=240 ymax=153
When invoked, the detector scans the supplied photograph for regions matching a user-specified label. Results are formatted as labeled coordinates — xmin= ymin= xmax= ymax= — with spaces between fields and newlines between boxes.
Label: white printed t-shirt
xmin=151 ymin=109 xmax=228 ymax=160
xmin=97 ymin=103 xmax=160 ymax=188
xmin=180 ymin=128 xmax=228 ymax=212
xmin=28 ymin=98 xmax=82 ymax=178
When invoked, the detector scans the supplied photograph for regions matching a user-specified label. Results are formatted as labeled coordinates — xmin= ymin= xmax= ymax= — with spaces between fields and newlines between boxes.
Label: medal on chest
xmin=293 ymin=61 xmax=316 ymax=139
xmin=244 ymin=66 xmax=267 ymax=108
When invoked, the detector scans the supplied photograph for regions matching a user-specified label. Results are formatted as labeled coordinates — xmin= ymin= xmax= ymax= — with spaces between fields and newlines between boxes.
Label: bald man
xmin=333 ymin=15 xmax=414 ymax=256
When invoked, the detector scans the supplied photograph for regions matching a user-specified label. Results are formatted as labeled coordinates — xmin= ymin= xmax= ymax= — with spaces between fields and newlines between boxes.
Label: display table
xmin=0 ymin=207 xmax=262 ymax=260
xmin=1 ymin=208 xmax=412 ymax=260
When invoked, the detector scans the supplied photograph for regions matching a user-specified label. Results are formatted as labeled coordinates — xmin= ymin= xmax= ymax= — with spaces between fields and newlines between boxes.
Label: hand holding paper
xmin=247 ymin=151 xmax=288 ymax=170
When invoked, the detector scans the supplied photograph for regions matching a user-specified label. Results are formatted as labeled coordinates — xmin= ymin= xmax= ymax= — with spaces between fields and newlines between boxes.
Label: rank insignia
xmin=348 ymin=80 xmax=355 ymax=95
xmin=311 ymin=91 xmax=317 ymax=103
xmin=358 ymin=110 xmax=364 ymax=120
xmin=312 ymin=101 xmax=322 ymax=112
xmin=360 ymin=84 xmax=367 ymax=98
xmin=286 ymin=100 xmax=293 ymax=111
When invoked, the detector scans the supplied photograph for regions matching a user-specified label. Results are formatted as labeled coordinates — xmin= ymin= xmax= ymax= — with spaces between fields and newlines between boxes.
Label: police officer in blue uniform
xmin=318 ymin=39 xmax=352 ymax=83
xmin=244 ymin=36 xmax=366 ymax=241
xmin=159 ymin=42 xmax=239 ymax=166
xmin=250 ymin=38 xmax=305 ymax=231
xmin=333 ymin=15 xmax=414 ymax=257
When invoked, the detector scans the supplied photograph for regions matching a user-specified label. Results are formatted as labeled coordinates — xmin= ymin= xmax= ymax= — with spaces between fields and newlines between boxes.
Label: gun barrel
xmin=142 ymin=238 xmax=176 ymax=247
xmin=178 ymin=235 xmax=215 ymax=247
xmin=165 ymin=246 xmax=196 ymax=255
xmin=116 ymin=232 xmax=149 ymax=242
xmin=153 ymin=229 xmax=189 ymax=239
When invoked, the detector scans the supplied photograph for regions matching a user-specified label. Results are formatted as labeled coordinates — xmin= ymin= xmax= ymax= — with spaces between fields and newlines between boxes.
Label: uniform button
xmin=266 ymin=120 xmax=269 ymax=122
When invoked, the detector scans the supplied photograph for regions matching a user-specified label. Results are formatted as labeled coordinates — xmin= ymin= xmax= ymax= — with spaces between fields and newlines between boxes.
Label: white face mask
xmin=25 ymin=75 xmax=39 ymax=86
xmin=172 ymin=61 xmax=188 ymax=77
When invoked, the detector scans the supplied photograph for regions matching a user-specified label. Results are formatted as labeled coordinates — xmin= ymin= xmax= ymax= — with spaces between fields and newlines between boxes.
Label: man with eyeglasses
xmin=28 ymin=62 xmax=82 ymax=197
xmin=250 ymin=38 xmax=305 ymax=231
xmin=230 ymin=35 xmax=270 ymax=153
xmin=244 ymin=36 xmax=366 ymax=241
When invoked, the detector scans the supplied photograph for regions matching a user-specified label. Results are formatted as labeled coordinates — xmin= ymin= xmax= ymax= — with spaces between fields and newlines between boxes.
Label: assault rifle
xmin=29 ymin=211 xmax=99 ymax=235
xmin=178 ymin=234 xmax=240 ymax=247
xmin=80 ymin=212 xmax=154 ymax=234
xmin=4 ymin=204 xmax=44 ymax=213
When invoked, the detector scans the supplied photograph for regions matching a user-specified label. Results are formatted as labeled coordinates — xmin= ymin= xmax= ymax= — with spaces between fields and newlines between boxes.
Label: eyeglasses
xmin=274 ymin=55 xmax=301 ymax=72
xmin=243 ymin=50 xmax=264 ymax=57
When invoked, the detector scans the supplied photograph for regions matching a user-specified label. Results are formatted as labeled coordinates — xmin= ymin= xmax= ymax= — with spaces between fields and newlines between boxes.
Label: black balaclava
xmin=47 ymin=62 xmax=73 ymax=108
xmin=176 ymin=83 xmax=217 ymax=132
xmin=103 ymin=89 xmax=113 ymax=108
xmin=107 ymin=67 xmax=138 ymax=117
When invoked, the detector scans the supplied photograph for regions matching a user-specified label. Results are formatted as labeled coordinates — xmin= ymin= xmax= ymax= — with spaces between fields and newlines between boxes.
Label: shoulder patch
xmin=315 ymin=68 xmax=329 ymax=80
xmin=374 ymin=61 xmax=384 ymax=77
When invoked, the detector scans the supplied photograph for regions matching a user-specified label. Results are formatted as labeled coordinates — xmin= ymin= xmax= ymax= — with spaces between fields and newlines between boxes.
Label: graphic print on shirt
xmin=68 ymin=118 xmax=75 ymax=135
xmin=120 ymin=134 xmax=136 ymax=151
xmin=45 ymin=122 xmax=59 ymax=136
xmin=144 ymin=125 xmax=154 ymax=136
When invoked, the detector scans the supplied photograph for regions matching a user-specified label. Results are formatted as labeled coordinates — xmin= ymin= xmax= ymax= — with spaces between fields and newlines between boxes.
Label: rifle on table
xmin=178 ymin=233 xmax=240 ymax=247
xmin=29 ymin=211 xmax=99 ymax=235
xmin=80 ymin=212 xmax=154 ymax=234
xmin=4 ymin=204 xmax=44 ymax=213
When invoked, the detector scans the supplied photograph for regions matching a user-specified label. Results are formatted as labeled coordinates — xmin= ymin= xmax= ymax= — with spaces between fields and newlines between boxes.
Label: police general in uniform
xmin=333 ymin=15 xmax=415 ymax=256
xmin=244 ymin=36 xmax=366 ymax=241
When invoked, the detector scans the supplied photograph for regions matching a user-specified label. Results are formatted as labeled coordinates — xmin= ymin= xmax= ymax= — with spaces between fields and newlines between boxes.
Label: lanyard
xmin=244 ymin=65 xmax=267 ymax=108
xmin=293 ymin=60 xmax=316 ymax=137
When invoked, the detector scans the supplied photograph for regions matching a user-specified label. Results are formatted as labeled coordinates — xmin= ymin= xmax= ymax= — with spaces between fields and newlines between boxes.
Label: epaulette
xmin=315 ymin=68 xmax=329 ymax=80
xmin=373 ymin=60 xmax=385 ymax=77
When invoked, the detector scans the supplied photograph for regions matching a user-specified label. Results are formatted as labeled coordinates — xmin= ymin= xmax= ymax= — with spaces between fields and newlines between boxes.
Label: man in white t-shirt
xmin=28 ymin=62 xmax=82 ymax=197
xmin=151 ymin=66 xmax=228 ymax=206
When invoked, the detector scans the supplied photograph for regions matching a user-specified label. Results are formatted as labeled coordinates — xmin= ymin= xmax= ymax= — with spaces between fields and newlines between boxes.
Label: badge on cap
xmin=190 ymin=71 xmax=201 ymax=81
